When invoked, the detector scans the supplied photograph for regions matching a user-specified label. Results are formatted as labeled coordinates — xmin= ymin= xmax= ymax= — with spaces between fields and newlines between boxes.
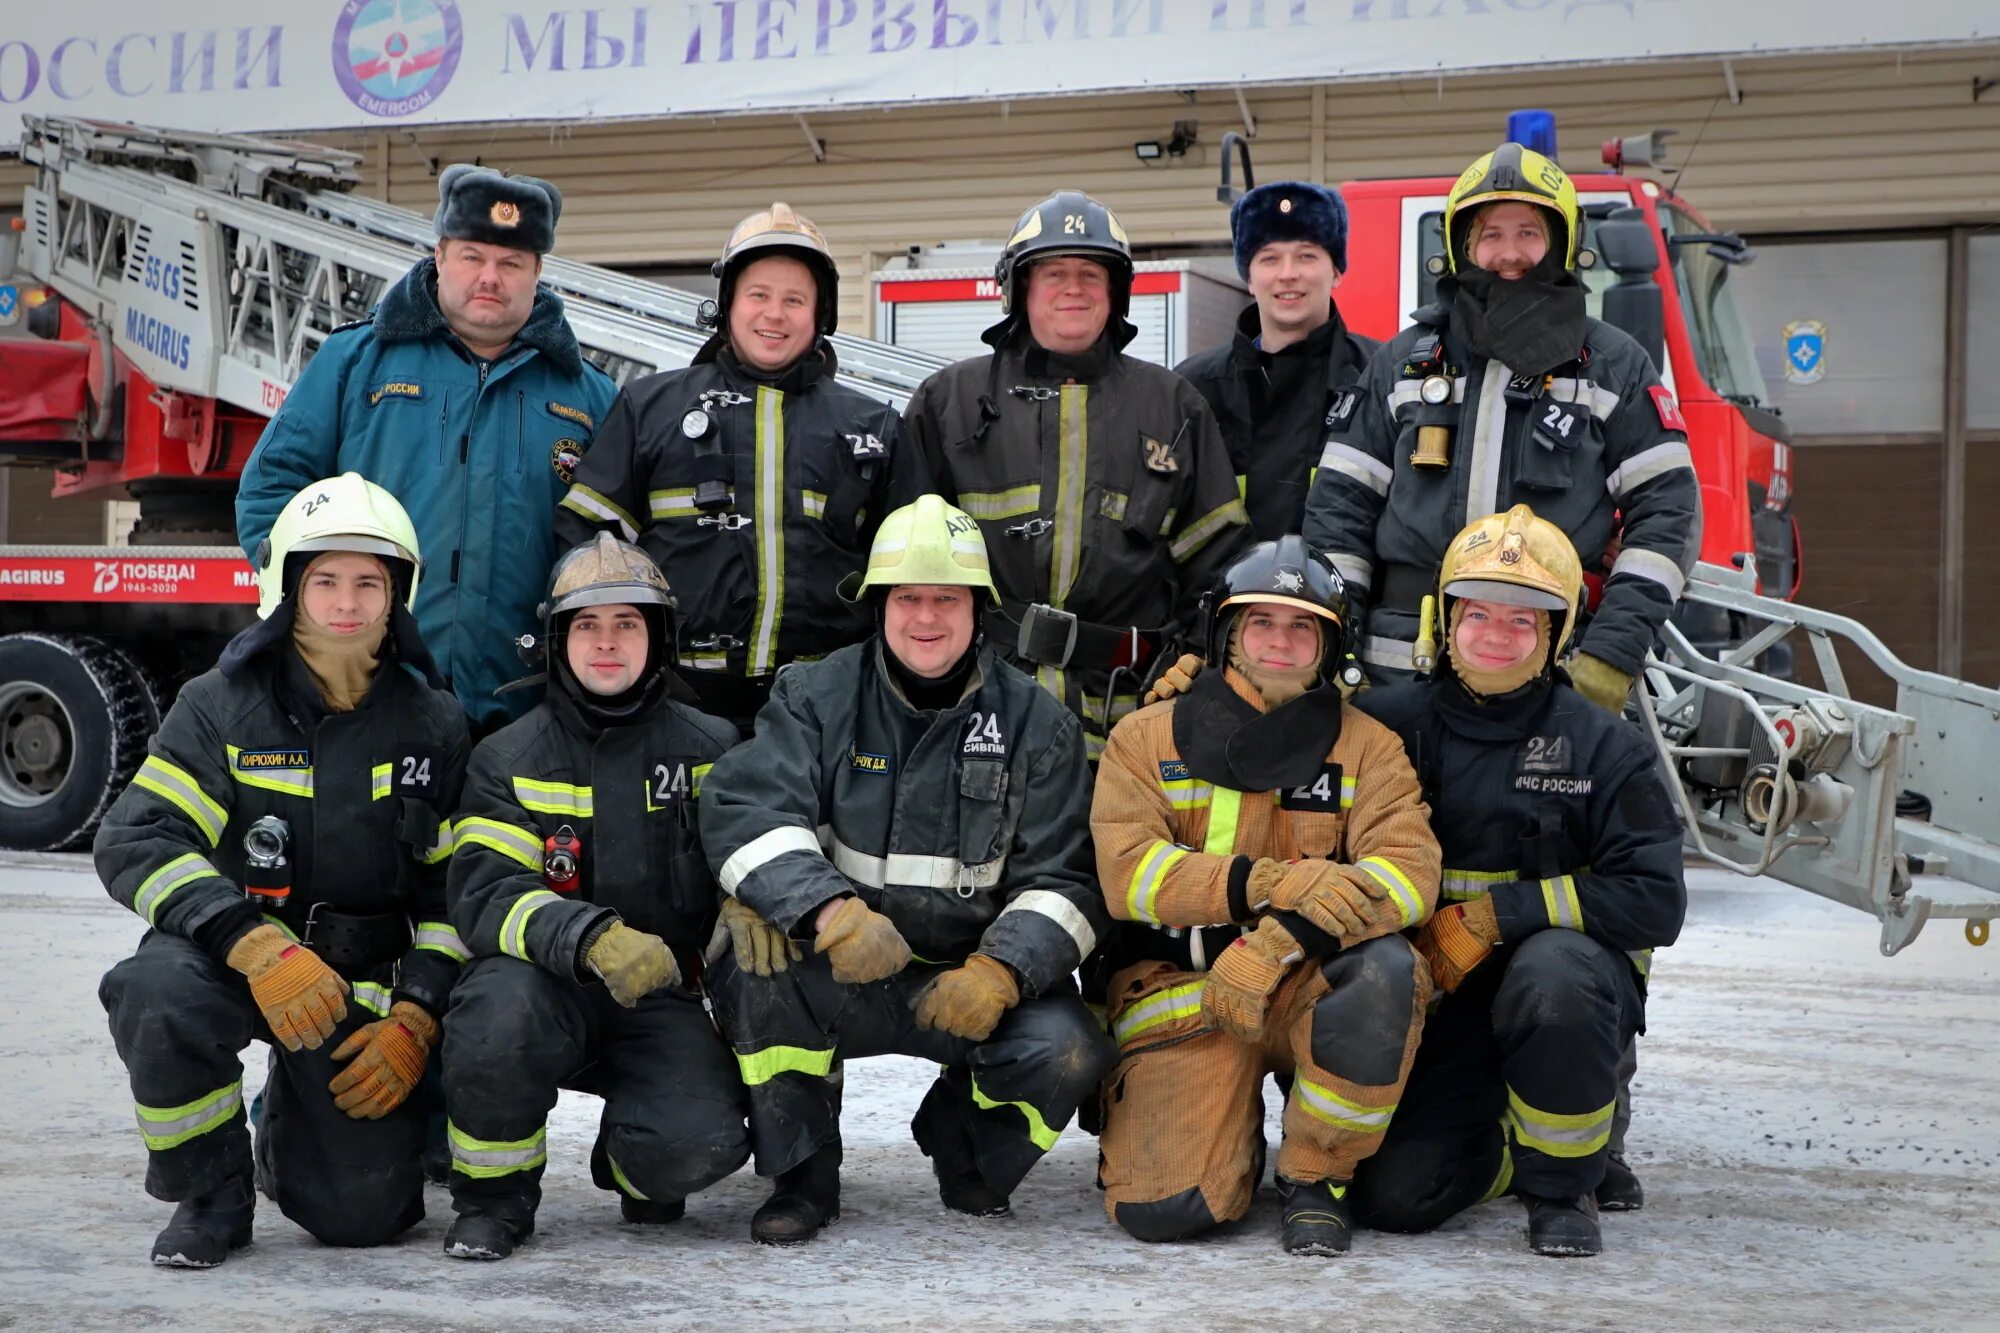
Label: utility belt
xmin=264 ymin=901 xmax=411 ymax=970
xmin=990 ymin=597 xmax=1172 ymax=675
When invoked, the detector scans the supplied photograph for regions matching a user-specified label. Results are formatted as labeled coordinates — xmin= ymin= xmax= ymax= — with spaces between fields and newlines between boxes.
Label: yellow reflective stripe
xmin=1339 ymin=775 xmax=1357 ymax=810
xmin=371 ymin=763 xmax=392 ymax=801
xmin=135 ymin=1079 xmax=243 ymax=1152
xmin=133 ymin=852 xmax=220 ymax=925
xmin=607 ymin=1152 xmax=649 ymax=1200
xmin=420 ymin=820 xmax=453 ymax=865
xmin=1111 ymin=979 xmax=1205 ymax=1045
xmin=1359 ymin=856 xmax=1426 ymax=927
xmin=1159 ymin=777 xmax=1213 ymax=811
xmin=454 ymin=816 xmax=542 ymax=870
xmin=133 ymin=756 xmax=227 ymax=846
xmin=691 ymin=763 xmax=712 ymax=798
xmin=414 ymin=921 xmax=469 ymax=962
xmin=1234 ymin=473 xmax=1248 ymax=501
xmin=749 ymin=385 xmax=785 ymax=675
xmin=448 ymin=1121 xmax=548 ymax=1178
xmin=499 ymin=889 xmax=561 ymax=961
xmin=1051 ymin=385 xmax=1086 ymax=606
xmin=1125 ymin=840 xmax=1189 ymax=924
xmin=970 ymin=1074 xmax=1061 ymax=1152
xmin=511 ymin=776 xmax=594 ymax=818
xmin=1441 ymin=867 xmax=1513 ymax=903
xmin=959 ymin=484 xmax=1040 ymax=521
xmin=649 ymin=487 xmax=720 ymax=519
xmin=1203 ymin=787 xmax=1244 ymax=856
xmin=800 ymin=489 xmax=827 ymax=520
xmin=1540 ymin=874 xmax=1585 ymax=932
xmin=1169 ymin=498 xmax=1248 ymax=564
xmin=1294 ymin=1077 xmax=1398 ymax=1133
xmin=1507 ymin=1088 xmax=1615 ymax=1158
xmin=352 ymin=982 xmax=393 ymax=1017
xmin=261 ymin=913 xmax=301 ymax=942
xmin=561 ymin=483 xmax=638 ymax=540
xmin=1479 ymin=1133 xmax=1515 ymax=1203
xmin=1628 ymin=947 xmax=1654 ymax=978
xmin=224 ymin=745 xmax=314 ymax=798
xmin=735 ymin=1044 xmax=836 ymax=1087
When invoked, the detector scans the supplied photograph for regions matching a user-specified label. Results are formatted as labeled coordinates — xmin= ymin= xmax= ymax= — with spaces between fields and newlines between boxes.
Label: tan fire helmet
xmin=1436 ymin=504 xmax=1584 ymax=659
xmin=712 ymin=201 xmax=839 ymax=335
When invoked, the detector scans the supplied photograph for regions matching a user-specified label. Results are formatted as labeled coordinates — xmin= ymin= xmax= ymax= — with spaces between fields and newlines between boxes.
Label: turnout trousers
xmin=100 ymin=931 xmax=425 ymax=1247
xmin=1353 ymin=929 xmax=1643 ymax=1230
xmin=440 ymin=956 xmax=750 ymax=1234
xmin=708 ymin=949 xmax=1116 ymax=1195
xmin=1097 ymin=932 xmax=1430 ymax=1241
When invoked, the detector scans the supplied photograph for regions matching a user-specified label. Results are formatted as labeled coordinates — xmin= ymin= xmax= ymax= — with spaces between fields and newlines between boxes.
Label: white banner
xmin=0 ymin=1 xmax=1991 ymax=137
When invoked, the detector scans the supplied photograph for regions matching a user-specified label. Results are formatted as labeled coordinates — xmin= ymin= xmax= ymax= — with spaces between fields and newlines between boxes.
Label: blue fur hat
xmin=1230 ymin=181 xmax=1348 ymax=276
xmin=434 ymin=164 xmax=562 ymax=255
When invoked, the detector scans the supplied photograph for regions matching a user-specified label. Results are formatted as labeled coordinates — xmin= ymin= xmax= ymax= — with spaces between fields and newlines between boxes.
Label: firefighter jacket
xmin=554 ymin=341 xmax=927 ymax=685
xmin=93 ymin=607 xmax=471 ymax=1016
xmin=699 ymin=639 xmax=1106 ymax=998
xmin=1301 ymin=307 xmax=1700 ymax=679
xmin=1175 ymin=303 xmax=1380 ymax=541
xmin=1092 ymin=667 xmax=1441 ymax=974
xmin=901 ymin=328 xmax=1251 ymax=756
xmin=447 ymin=679 xmax=739 ymax=981
xmin=1356 ymin=673 xmax=1686 ymax=987
xmin=236 ymin=259 xmax=619 ymax=732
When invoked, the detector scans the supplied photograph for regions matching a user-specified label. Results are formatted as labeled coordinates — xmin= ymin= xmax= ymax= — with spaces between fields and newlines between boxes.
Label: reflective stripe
xmin=133 ymin=756 xmax=227 ymax=846
xmin=1337 ymin=775 xmax=1358 ymax=810
xmin=683 ymin=651 xmax=730 ymax=672
xmin=690 ymin=762 xmax=712 ymax=798
xmin=449 ymin=1121 xmax=548 ymax=1179
xmin=1547 ymin=376 xmax=1621 ymax=420
xmin=1294 ymin=1076 xmax=1397 ymax=1133
xmin=959 ymin=484 xmax=1040 ymax=521
xmin=1316 ymin=442 xmax=1392 ymax=496
xmin=420 ymin=820 xmax=453 ymax=865
xmin=1465 ymin=362 xmax=1512 ymax=527
xmin=1441 ymin=867 xmax=1513 ymax=903
xmin=1606 ymin=441 xmax=1695 ymax=498
xmin=135 ymin=1080 xmax=242 ymax=1152
xmin=1506 ymin=1088 xmax=1614 ymax=1158
xmin=1359 ymin=856 xmax=1426 ymax=927
xmin=454 ymin=816 xmax=543 ymax=870
xmin=560 ymin=484 xmax=638 ymax=540
xmin=1052 ymin=385 xmax=1087 ymax=606
xmin=370 ymin=763 xmax=392 ymax=801
xmin=1159 ymin=777 xmax=1213 ymax=811
xmin=352 ymin=982 xmax=393 ymax=1017
xmin=1112 ymin=980 xmax=1205 ymax=1045
xmin=1125 ymin=840 xmax=1190 ymax=924
xmin=499 ymin=889 xmax=561 ymax=961
xmin=1387 ymin=375 xmax=1466 ymax=412
xmin=970 ymin=1074 xmax=1060 ymax=1152
xmin=511 ymin=776 xmax=594 ymax=819
xmin=1540 ymin=873 xmax=1585 ymax=932
xmin=1479 ymin=1133 xmax=1515 ymax=1203
xmin=736 ymin=1044 xmax=836 ymax=1086
xmin=1169 ymin=499 xmax=1248 ymax=564
xmin=133 ymin=852 xmax=220 ymax=925
xmin=414 ymin=921 xmax=469 ymax=963
xmin=1629 ymin=947 xmax=1654 ymax=979
xmin=225 ymin=745 xmax=314 ymax=798
xmin=607 ymin=1152 xmax=648 ymax=1200
xmin=1361 ymin=635 xmax=1416 ymax=672
xmin=261 ymin=913 xmax=301 ymax=942
xmin=800 ymin=489 xmax=827 ymax=520
xmin=1611 ymin=547 xmax=1688 ymax=599
xmin=829 ymin=836 xmax=1005 ymax=893
xmin=749 ymin=385 xmax=785 ymax=675
xmin=719 ymin=824 xmax=826 ymax=895
xmin=1327 ymin=553 xmax=1374 ymax=593
xmin=650 ymin=487 xmax=723 ymax=520
xmin=996 ymin=889 xmax=1097 ymax=958
xmin=1203 ymin=787 xmax=1244 ymax=856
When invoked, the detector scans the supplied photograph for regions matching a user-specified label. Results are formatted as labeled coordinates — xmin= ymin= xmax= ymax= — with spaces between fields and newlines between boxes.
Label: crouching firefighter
xmin=700 ymin=495 xmax=1117 ymax=1245
xmin=1348 ymin=505 xmax=1685 ymax=1257
xmin=1091 ymin=535 xmax=1441 ymax=1255
xmin=96 ymin=474 xmax=471 ymax=1267
xmin=438 ymin=534 xmax=750 ymax=1260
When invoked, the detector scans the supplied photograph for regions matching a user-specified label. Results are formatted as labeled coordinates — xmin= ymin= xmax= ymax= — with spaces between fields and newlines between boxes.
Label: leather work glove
xmin=912 ymin=952 xmax=1021 ymax=1042
xmin=586 ymin=921 xmax=680 ymax=1007
xmin=1414 ymin=897 xmax=1502 ymax=994
xmin=1143 ymin=652 xmax=1204 ymax=707
xmin=1569 ymin=652 xmax=1636 ymax=715
xmin=1201 ymin=915 xmax=1303 ymax=1045
xmin=328 ymin=1001 xmax=438 ymax=1119
xmin=226 ymin=923 xmax=349 ymax=1052
xmin=813 ymin=896 xmax=912 ymax=985
xmin=716 ymin=896 xmax=801 ymax=977
xmin=1249 ymin=859 xmax=1381 ymax=945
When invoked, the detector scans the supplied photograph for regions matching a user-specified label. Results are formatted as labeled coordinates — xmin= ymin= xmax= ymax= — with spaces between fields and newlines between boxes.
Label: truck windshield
xmin=1660 ymin=202 xmax=1771 ymax=405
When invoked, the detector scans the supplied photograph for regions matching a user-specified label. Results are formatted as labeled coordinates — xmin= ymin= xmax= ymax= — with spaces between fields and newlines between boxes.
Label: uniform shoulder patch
xmin=1325 ymin=389 xmax=1360 ymax=431
xmin=1158 ymin=758 xmax=1191 ymax=782
xmin=1648 ymin=384 xmax=1688 ymax=433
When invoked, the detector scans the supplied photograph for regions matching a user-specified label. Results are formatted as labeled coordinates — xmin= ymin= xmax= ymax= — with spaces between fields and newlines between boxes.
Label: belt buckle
xmin=697 ymin=513 xmax=752 ymax=531
xmin=1003 ymin=517 xmax=1053 ymax=539
xmin=1017 ymin=602 xmax=1078 ymax=668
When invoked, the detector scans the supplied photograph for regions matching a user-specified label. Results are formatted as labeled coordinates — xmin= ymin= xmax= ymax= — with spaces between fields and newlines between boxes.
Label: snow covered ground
xmin=1 ymin=851 xmax=1994 ymax=1332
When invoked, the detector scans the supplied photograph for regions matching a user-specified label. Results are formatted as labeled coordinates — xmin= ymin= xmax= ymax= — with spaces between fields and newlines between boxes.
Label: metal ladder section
xmin=1641 ymin=558 xmax=2000 ymax=955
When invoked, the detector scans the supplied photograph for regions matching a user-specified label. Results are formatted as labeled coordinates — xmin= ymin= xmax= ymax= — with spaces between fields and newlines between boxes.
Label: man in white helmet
xmin=97 ymin=474 xmax=470 ymax=1268
xmin=699 ymin=495 xmax=1115 ymax=1245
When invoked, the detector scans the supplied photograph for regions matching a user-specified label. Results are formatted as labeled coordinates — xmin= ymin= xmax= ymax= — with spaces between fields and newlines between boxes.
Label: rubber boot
xmin=911 ymin=1087 xmax=1010 ymax=1218
xmin=1595 ymin=1152 xmax=1644 ymax=1211
xmin=1277 ymin=1177 xmax=1353 ymax=1256
xmin=620 ymin=1195 xmax=687 ymax=1225
xmin=750 ymin=1142 xmax=842 ymax=1246
xmin=443 ymin=1212 xmax=525 ymax=1261
xmin=150 ymin=1174 xmax=255 ymax=1269
xmin=1521 ymin=1192 xmax=1602 ymax=1257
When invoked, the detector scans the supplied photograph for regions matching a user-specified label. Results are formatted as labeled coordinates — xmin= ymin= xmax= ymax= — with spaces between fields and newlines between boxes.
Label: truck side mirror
xmin=1594 ymin=208 xmax=1665 ymax=370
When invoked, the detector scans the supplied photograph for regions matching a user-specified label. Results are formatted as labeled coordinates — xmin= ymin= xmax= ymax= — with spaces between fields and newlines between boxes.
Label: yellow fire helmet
xmin=712 ymin=201 xmax=839 ymax=334
xmin=1442 ymin=142 xmax=1581 ymax=273
xmin=255 ymin=472 xmax=420 ymax=619
xmin=1437 ymin=504 xmax=1584 ymax=658
xmin=851 ymin=494 xmax=1000 ymax=605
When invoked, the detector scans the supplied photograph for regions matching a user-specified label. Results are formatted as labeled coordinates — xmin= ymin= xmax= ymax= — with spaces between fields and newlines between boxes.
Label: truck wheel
xmin=0 ymin=634 xmax=153 ymax=852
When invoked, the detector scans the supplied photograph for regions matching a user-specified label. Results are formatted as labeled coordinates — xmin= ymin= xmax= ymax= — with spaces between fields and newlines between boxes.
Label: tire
xmin=106 ymin=644 xmax=177 ymax=734
xmin=0 ymin=634 xmax=154 ymax=852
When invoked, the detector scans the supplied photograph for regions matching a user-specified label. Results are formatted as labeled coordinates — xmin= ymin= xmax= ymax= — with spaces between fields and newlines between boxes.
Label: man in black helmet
xmin=901 ymin=189 xmax=1250 ymax=761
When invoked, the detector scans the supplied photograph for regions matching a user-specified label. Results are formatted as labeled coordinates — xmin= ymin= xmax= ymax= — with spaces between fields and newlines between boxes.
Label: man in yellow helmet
xmin=1303 ymin=143 xmax=1701 ymax=714
xmin=1346 ymin=506 xmax=1686 ymax=1257
xmin=97 ymin=474 xmax=470 ymax=1266
xmin=698 ymin=495 xmax=1115 ymax=1245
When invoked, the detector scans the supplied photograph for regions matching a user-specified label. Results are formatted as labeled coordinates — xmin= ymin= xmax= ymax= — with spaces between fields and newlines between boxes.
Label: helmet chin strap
xmin=1446 ymin=600 xmax=1551 ymax=697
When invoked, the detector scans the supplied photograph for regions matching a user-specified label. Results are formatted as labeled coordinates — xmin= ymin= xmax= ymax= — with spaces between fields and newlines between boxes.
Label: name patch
xmin=368 ymin=381 xmax=423 ymax=406
xmin=850 ymin=748 xmax=891 ymax=775
xmin=1158 ymin=758 xmax=1191 ymax=782
xmin=237 ymin=748 xmax=310 ymax=770
xmin=547 ymin=401 xmax=595 ymax=431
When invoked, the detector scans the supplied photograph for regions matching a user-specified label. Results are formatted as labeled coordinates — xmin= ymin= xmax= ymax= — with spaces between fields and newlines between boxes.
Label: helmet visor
xmin=1443 ymin=577 xmax=1567 ymax=611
